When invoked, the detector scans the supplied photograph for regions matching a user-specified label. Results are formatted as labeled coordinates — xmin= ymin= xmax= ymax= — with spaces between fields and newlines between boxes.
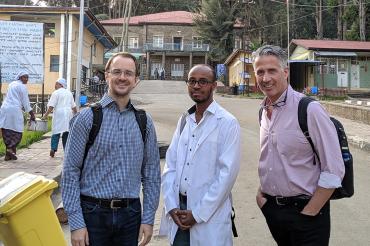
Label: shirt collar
xmin=187 ymin=100 xmax=217 ymax=115
xmin=260 ymin=85 xmax=291 ymax=108
xmin=99 ymin=93 xmax=135 ymax=111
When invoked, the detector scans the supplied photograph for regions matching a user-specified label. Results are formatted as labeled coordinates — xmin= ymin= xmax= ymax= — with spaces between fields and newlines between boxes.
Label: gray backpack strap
xmin=179 ymin=112 xmax=188 ymax=135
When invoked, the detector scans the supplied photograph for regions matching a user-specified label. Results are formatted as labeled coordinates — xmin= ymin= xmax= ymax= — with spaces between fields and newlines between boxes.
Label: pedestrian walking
xmin=160 ymin=64 xmax=241 ymax=245
xmin=160 ymin=67 xmax=165 ymax=80
xmin=254 ymin=45 xmax=345 ymax=246
xmin=42 ymin=78 xmax=77 ymax=158
xmin=0 ymin=71 xmax=35 ymax=161
xmin=62 ymin=52 xmax=161 ymax=246
xmin=154 ymin=67 xmax=159 ymax=80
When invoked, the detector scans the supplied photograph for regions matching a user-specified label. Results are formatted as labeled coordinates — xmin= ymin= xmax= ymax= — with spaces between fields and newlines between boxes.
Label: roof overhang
xmin=0 ymin=5 xmax=117 ymax=49
xmin=315 ymin=51 xmax=357 ymax=57
xmin=289 ymin=60 xmax=325 ymax=65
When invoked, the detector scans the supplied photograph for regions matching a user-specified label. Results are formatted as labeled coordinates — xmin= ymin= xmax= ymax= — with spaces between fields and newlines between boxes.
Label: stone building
xmin=101 ymin=11 xmax=210 ymax=80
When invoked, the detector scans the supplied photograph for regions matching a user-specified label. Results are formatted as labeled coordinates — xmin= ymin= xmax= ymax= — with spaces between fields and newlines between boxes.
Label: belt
xmin=264 ymin=194 xmax=311 ymax=206
xmin=179 ymin=193 xmax=187 ymax=204
xmin=80 ymin=195 xmax=139 ymax=209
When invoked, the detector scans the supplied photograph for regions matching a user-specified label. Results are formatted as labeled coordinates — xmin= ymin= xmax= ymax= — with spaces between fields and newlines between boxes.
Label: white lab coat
xmin=47 ymin=88 xmax=76 ymax=134
xmin=160 ymin=101 xmax=241 ymax=246
xmin=0 ymin=80 xmax=32 ymax=132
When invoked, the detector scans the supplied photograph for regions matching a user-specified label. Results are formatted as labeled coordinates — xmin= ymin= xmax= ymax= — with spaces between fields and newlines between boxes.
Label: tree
xmin=194 ymin=0 xmax=240 ymax=63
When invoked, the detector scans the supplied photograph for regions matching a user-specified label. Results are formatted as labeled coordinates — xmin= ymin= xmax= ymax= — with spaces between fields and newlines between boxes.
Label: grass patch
xmin=0 ymin=119 xmax=51 ymax=157
xmin=317 ymin=95 xmax=349 ymax=101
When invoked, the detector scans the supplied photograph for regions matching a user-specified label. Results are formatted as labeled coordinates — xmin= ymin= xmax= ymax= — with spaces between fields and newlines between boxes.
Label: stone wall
xmin=321 ymin=101 xmax=370 ymax=125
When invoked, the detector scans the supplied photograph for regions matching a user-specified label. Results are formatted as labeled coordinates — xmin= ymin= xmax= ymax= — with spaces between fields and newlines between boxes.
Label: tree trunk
xmin=315 ymin=0 xmax=323 ymax=39
xmin=337 ymin=0 xmax=343 ymax=40
xmin=359 ymin=0 xmax=366 ymax=41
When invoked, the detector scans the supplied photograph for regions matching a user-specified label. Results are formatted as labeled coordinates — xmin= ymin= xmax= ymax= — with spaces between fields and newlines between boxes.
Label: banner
xmin=0 ymin=20 xmax=44 ymax=84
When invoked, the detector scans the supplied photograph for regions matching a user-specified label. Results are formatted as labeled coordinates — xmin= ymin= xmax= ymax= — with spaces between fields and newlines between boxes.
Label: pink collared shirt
xmin=259 ymin=86 xmax=345 ymax=196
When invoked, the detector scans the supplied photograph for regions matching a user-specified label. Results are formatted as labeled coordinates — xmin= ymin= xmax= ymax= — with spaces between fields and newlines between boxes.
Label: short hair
xmin=189 ymin=64 xmax=216 ymax=82
xmin=105 ymin=52 xmax=140 ymax=76
xmin=252 ymin=45 xmax=288 ymax=69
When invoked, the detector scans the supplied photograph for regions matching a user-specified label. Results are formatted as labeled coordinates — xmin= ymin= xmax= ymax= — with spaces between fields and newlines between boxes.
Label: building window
xmin=192 ymin=37 xmax=202 ymax=48
xmin=50 ymin=55 xmax=59 ymax=72
xmin=171 ymin=63 xmax=184 ymax=77
xmin=81 ymin=65 xmax=88 ymax=83
xmin=45 ymin=23 xmax=56 ymax=37
xmin=153 ymin=35 xmax=164 ymax=48
xmin=129 ymin=37 xmax=139 ymax=48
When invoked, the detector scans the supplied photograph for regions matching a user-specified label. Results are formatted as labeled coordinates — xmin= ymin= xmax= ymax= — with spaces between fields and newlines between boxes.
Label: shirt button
xmin=192 ymin=134 xmax=195 ymax=137
xmin=120 ymin=128 xmax=123 ymax=131
xmin=185 ymin=178 xmax=187 ymax=181
xmin=119 ymin=145 xmax=122 ymax=148
xmin=184 ymin=191 xmax=187 ymax=194
xmin=189 ymin=148 xmax=192 ymax=151
xmin=269 ymin=168 xmax=272 ymax=171
xmin=187 ymin=163 xmax=189 ymax=166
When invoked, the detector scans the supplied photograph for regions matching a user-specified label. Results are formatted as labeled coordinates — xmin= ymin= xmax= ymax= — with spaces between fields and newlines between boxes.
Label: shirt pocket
xmin=275 ymin=130 xmax=312 ymax=160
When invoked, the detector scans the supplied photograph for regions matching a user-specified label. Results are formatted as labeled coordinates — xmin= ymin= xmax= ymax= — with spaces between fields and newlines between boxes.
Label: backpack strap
xmin=258 ymin=107 xmax=263 ymax=126
xmin=134 ymin=109 xmax=147 ymax=143
xmin=298 ymin=97 xmax=320 ymax=164
xmin=179 ymin=112 xmax=188 ymax=134
xmin=82 ymin=103 xmax=103 ymax=172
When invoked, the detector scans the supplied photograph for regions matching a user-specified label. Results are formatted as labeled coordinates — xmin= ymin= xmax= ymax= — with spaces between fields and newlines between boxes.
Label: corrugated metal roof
xmin=100 ymin=11 xmax=195 ymax=25
xmin=291 ymin=39 xmax=370 ymax=51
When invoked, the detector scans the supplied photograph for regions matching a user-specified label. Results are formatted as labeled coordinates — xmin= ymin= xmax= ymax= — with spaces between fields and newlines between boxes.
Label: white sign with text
xmin=0 ymin=20 xmax=44 ymax=84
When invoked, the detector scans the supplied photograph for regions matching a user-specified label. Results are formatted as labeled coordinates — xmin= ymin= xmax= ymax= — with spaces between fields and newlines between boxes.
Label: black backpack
xmin=298 ymin=97 xmax=354 ymax=199
xmin=258 ymin=97 xmax=354 ymax=200
xmin=81 ymin=102 xmax=147 ymax=171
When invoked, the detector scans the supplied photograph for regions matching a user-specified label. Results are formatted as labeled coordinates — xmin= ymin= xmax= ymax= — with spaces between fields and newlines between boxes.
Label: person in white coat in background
xmin=0 ymin=71 xmax=35 ymax=161
xmin=42 ymin=78 xmax=77 ymax=157
xmin=160 ymin=64 xmax=241 ymax=246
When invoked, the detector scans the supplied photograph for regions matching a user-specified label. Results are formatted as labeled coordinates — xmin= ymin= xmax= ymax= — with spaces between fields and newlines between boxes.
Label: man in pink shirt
xmin=254 ymin=45 xmax=345 ymax=246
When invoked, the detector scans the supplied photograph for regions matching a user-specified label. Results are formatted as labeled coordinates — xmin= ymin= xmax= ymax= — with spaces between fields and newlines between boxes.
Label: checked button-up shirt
xmin=61 ymin=94 xmax=161 ymax=231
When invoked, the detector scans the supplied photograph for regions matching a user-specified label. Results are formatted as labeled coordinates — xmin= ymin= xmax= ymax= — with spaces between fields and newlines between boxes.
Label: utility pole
xmin=75 ymin=0 xmax=85 ymax=109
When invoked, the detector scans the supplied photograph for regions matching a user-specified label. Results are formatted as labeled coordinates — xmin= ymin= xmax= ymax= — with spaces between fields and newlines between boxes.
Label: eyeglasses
xmin=262 ymin=90 xmax=288 ymax=109
xmin=186 ymin=78 xmax=213 ymax=87
xmin=108 ymin=69 xmax=135 ymax=78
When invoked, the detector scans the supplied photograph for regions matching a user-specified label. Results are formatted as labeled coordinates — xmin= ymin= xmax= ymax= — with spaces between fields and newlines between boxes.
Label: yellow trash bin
xmin=0 ymin=172 xmax=66 ymax=246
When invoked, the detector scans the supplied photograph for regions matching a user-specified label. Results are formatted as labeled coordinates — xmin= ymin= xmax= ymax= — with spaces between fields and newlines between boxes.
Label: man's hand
xmin=71 ymin=227 xmax=89 ymax=246
xmin=138 ymin=224 xmax=153 ymax=246
xmin=177 ymin=210 xmax=196 ymax=227
xmin=169 ymin=208 xmax=191 ymax=230
xmin=256 ymin=187 xmax=267 ymax=209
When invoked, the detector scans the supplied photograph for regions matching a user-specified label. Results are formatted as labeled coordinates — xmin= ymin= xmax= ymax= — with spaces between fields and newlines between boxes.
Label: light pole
xmin=75 ymin=0 xmax=85 ymax=110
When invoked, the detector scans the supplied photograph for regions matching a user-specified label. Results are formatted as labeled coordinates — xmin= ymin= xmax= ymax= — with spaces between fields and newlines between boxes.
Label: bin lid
xmin=0 ymin=172 xmax=57 ymax=215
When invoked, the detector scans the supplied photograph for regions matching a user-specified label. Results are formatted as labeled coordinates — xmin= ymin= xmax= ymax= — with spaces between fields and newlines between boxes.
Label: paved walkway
xmin=0 ymin=132 xmax=63 ymax=182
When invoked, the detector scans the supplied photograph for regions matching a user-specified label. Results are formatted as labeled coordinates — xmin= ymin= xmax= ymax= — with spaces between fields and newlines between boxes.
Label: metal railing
xmin=144 ymin=43 xmax=209 ymax=52
xmin=72 ymin=78 xmax=107 ymax=103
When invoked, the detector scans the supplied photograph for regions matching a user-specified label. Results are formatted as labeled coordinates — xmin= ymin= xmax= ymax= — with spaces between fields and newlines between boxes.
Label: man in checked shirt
xmin=254 ymin=45 xmax=344 ymax=246
xmin=62 ymin=52 xmax=161 ymax=246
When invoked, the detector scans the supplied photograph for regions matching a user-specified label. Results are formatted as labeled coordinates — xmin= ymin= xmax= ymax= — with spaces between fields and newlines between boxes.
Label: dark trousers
xmin=261 ymin=197 xmax=331 ymax=246
xmin=51 ymin=132 xmax=68 ymax=151
xmin=173 ymin=195 xmax=190 ymax=246
xmin=81 ymin=199 xmax=141 ymax=246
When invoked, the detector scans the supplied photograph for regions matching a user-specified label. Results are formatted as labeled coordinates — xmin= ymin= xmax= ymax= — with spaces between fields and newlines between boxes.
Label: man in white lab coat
xmin=160 ymin=64 xmax=241 ymax=245
xmin=0 ymin=71 xmax=35 ymax=161
xmin=42 ymin=78 xmax=76 ymax=157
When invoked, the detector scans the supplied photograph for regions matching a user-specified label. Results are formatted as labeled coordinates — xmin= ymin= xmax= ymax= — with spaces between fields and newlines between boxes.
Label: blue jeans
xmin=81 ymin=199 xmax=142 ymax=246
xmin=51 ymin=132 xmax=68 ymax=151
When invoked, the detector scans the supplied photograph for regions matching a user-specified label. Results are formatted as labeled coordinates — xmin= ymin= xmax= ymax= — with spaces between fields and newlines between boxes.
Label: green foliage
xmin=194 ymin=0 xmax=239 ymax=63
xmin=0 ymin=120 xmax=51 ymax=157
